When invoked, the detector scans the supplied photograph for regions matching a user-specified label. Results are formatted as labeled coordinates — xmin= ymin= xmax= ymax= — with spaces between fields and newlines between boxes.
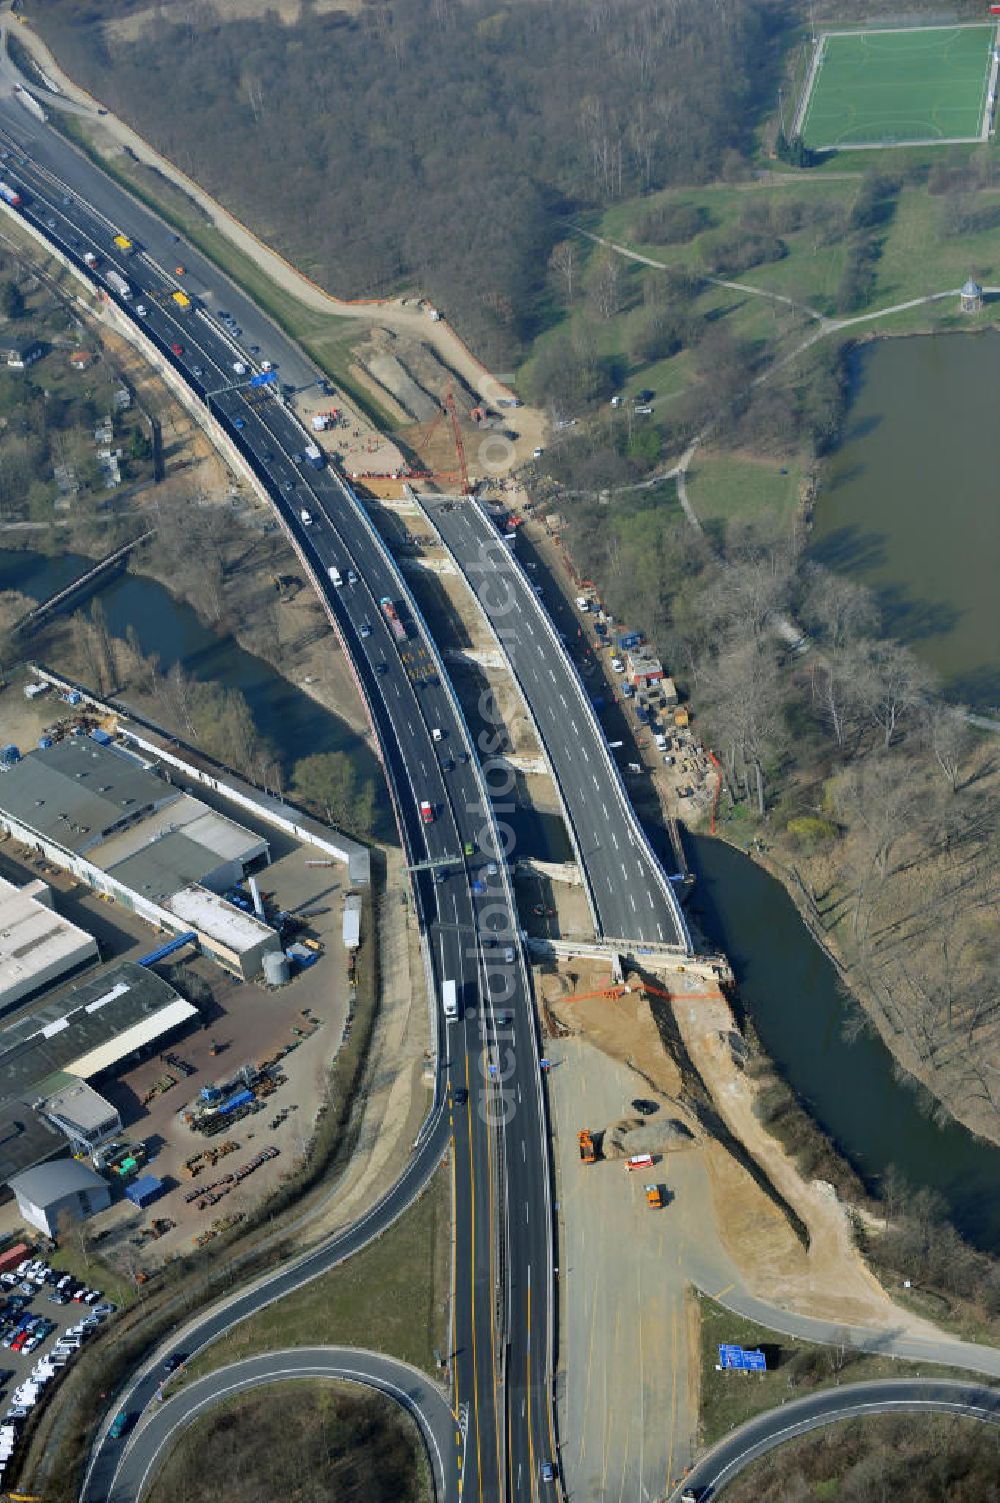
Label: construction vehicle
xmin=626 ymin=1153 xmax=654 ymax=1172
xmin=171 ymin=289 xmax=192 ymax=311
xmin=112 ymin=233 xmax=135 ymax=255
xmin=644 ymin=1183 xmax=666 ymax=1209
xmin=578 ymin=1130 xmax=596 ymax=1164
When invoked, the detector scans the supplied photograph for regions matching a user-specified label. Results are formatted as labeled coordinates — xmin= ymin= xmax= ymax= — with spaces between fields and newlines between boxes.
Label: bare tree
xmin=548 ymin=240 xmax=578 ymax=303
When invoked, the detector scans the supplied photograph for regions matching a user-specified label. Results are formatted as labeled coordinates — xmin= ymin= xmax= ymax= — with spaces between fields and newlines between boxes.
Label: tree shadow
xmin=944 ymin=663 xmax=1000 ymax=715
xmin=809 ymin=524 xmax=887 ymax=574
xmin=824 ymin=461 xmax=867 ymax=492
xmin=842 ymin=411 xmax=882 ymax=444
xmin=875 ymin=583 xmax=963 ymax=645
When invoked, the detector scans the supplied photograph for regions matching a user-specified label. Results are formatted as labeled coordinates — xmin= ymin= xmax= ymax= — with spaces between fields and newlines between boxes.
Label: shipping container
xmin=218 ymin=1089 xmax=254 ymax=1116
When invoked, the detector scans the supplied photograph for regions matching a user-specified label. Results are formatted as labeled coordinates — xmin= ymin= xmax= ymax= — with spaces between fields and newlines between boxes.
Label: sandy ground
xmin=548 ymin=1033 xmax=701 ymax=1500
xmin=539 ymin=957 xmax=951 ymax=1498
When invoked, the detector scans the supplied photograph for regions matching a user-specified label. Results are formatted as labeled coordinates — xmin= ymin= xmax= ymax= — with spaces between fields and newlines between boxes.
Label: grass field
xmin=801 ymin=25 xmax=995 ymax=148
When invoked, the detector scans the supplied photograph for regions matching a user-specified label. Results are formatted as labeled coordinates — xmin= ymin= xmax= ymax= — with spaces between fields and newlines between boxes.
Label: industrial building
xmin=0 ymin=960 xmax=198 ymax=1186
xmin=0 ymin=737 xmax=281 ymax=979
xmin=8 ymin=1159 xmax=111 ymax=1238
xmin=0 ymin=875 xmax=99 ymax=1013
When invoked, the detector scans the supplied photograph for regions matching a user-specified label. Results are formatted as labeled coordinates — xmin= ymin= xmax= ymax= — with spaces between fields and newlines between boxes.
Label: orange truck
xmin=578 ymin=1130 xmax=596 ymax=1164
xmin=644 ymin=1183 xmax=665 ymax=1209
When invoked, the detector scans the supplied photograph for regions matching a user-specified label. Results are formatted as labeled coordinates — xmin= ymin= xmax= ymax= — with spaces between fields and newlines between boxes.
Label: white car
xmin=431 ymin=728 xmax=443 ymax=742
xmin=232 ymin=360 xmax=247 ymax=375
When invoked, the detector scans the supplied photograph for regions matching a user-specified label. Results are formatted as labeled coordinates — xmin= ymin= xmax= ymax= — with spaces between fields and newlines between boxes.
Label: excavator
xmin=578 ymin=1129 xmax=597 ymax=1164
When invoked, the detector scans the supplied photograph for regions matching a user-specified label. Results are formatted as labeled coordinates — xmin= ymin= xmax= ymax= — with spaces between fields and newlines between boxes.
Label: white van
xmin=328 ymin=566 xmax=343 ymax=586
xmin=442 ymin=979 xmax=458 ymax=1022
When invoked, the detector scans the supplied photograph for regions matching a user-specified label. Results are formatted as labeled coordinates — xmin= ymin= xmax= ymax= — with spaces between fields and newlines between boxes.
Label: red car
xmin=170 ymin=342 xmax=184 ymax=356
xmin=419 ymin=800 xmax=434 ymax=825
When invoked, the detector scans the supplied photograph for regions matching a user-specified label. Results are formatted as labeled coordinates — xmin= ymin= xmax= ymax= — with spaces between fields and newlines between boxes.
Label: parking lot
xmin=0 ymin=1255 xmax=117 ymax=1482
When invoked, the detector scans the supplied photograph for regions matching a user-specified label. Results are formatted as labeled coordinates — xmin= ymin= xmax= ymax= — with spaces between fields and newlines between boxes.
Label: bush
xmin=700 ymin=228 xmax=786 ymax=276
xmin=632 ymin=200 xmax=710 ymax=245
xmin=786 ymin=815 xmax=839 ymax=847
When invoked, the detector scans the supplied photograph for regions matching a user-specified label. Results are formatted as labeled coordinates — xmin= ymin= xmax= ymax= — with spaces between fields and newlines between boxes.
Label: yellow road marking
xmin=483 ymin=1033 xmax=503 ymax=1501
xmin=464 ymin=1049 xmax=485 ymax=1503
xmin=712 ymin=1282 xmax=735 ymax=1301
xmin=664 ymin=1301 xmax=679 ymax=1495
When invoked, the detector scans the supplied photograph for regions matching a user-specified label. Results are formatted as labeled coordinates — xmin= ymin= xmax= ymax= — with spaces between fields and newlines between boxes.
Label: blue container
xmin=37 ymin=736 xmax=53 ymax=750
xmin=89 ymin=727 xmax=112 ymax=745
xmin=126 ymin=1175 xmax=165 ymax=1208
xmin=218 ymin=1088 xmax=254 ymax=1116
xmin=618 ymin=631 xmax=643 ymax=651
xmin=0 ymin=744 xmax=20 ymax=766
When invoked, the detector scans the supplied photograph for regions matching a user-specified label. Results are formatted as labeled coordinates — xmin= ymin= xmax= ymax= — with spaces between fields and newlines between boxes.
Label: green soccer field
xmin=801 ymin=25 xmax=995 ymax=148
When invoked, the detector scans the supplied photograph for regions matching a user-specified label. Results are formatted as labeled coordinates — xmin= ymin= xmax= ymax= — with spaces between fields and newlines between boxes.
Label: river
xmin=811 ymin=331 xmax=1000 ymax=712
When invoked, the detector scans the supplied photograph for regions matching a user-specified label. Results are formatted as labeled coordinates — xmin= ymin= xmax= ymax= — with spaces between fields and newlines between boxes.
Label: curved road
xmin=0 ymin=93 xmax=556 ymax=1503
xmin=109 ymin=1348 xmax=457 ymax=1503
xmin=675 ymin=1377 xmax=1000 ymax=1499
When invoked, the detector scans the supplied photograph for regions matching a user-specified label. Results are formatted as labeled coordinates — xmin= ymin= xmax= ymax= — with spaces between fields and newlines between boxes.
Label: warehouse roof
xmin=106 ymin=830 xmax=238 ymax=902
xmin=0 ymin=961 xmax=192 ymax=1095
xmin=165 ymin=885 xmax=277 ymax=956
xmin=0 ymin=876 xmax=97 ymax=1004
xmin=40 ymin=1078 xmax=119 ymax=1134
xmin=0 ymin=1103 xmax=63 ymax=1187
xmin=8 ymin=1157 xmax=106 ymax=1206
xmin=0 ymin=738 xmax=176 ymax=853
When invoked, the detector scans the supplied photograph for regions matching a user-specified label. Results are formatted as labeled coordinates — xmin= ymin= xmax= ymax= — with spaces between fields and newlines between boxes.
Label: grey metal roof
xmin=0 ymin=961 xmax=181 ymax=1098
xmin=0 ymin=739 xmax=177 ymax=854
xmin=107 ymin=829 xmax=232 ymax=901
xmin=0 ymin=1103 xmax=63 ymax=1186
xmin=8 ymin=1156 xmax=106 ymax=1206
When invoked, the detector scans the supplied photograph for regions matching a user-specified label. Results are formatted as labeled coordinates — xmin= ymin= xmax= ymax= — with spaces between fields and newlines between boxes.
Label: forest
xmin=34 ymin=0 xmax=786 ymax=363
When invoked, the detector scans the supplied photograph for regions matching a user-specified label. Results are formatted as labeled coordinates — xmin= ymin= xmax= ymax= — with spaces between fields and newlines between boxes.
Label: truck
xmin=578 ymin=1130 xmax=596 ymax=1164
xmin=303 ymin=440 xmax=325 ymax=470
xmin=171 ymin=289 xmax=192 ymax=312
xmin=380 ymin=596 xmax=407 ymax=643
xmin=442 ymin=978 xmax=458 ymax=1022
xmin=83 ymin=251 xmax=98 ymax=269
xmin=0 ymin=182 xmax=22 ymax=208
xmin=106 ymin=270 xmax=131 ymax=300
xmin=112 ymin=233 xmax=135 ymax=255
xmin=299 ymin=507 xmax=313 ymax=526
xmin=644 ymin=1183 xmax=666 ymax=1209
xmin=625 ymin=1152 xmax=654 ymax=1171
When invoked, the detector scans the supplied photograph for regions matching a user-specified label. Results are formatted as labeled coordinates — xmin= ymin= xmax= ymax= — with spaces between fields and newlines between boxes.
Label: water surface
xmin=812 ymin=333 xmax=1000 ymax=710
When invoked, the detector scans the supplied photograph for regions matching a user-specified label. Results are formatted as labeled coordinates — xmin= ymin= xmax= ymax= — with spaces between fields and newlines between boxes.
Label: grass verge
xmin=177 ymin=1157 xmax=451 ymax=1384
xmin=685 ymin=450 xmax=805 ymax=530
xmin=698 ymin=1293 xmax=996 ymax=1447
xmin=146 ymin=1380 xmax=432 ymax=1503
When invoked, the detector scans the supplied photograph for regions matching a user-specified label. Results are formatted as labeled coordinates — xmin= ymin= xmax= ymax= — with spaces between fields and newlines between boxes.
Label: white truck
xmin=328 ymin=565 xmax=343 ymax=586
xmin=442 ymin=978 xmax=458 ymax=1022
xmin=300 ymin=507 xmax=313 ymax=526
xmin=303 ymin=440 xmax=325 ymax=470
xmin=106 ymin=270 xmax=131 ymax=300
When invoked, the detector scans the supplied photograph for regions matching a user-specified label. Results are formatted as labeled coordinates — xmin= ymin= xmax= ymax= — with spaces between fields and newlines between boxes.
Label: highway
xmin=425 ymin=497 xmax=691 ymax=951
xmin=106 ymin=1349 xmax=458 ymax=1503
xmin=675 ymin=1377 xmax=1000 ymax=1499
xmin=0 ymin=96 xmax=555 ymax=1502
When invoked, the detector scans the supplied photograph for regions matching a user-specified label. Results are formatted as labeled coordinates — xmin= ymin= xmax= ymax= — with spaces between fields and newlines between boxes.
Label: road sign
xmin=719 ymin=1344 xmax=766 ymax=1372
xmin=249 ymin=370 xmax=277 ymax=387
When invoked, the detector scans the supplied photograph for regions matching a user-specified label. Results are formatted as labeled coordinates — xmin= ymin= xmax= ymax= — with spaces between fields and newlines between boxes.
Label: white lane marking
xmin=611 ymin=832 xmax=619 ymax=850
xmin=629 ymin=893 xmax=637 ymax=912
xmin=581 ymin=748 xmax=589 ymax=762
xmin=559 ymin=694 xmax=567 ymax=708
xmin=621 ymin=863 xmax=628 ymax=878
xmin=602 ymin=803 xmax=608 ymax=819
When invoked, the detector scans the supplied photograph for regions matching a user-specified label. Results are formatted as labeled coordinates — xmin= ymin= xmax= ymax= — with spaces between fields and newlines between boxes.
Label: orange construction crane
xmin=443 ymin=385 xmax=471 ymax=495
xmin=578 ymin=1129 xmax=597 ymax=1164
xmin=561 ymin=980 xmax=676 ymax=1007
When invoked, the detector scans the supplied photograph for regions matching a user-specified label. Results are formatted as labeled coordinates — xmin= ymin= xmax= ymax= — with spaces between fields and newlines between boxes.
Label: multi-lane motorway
xmin=0 ymin=93 xmax=556 ymax=1501
xmin=425 ymin=498 xmax=691 ymax=950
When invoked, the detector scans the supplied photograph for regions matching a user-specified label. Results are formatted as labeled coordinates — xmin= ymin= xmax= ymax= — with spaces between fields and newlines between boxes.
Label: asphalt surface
xmin=677 ymin=1378 xmax=1000 ymax=1499
xmin=108 ymin=1349 xmax=458 ymax=1503
xmin=0 ymin=98 xmax=556 ymax=1503
xmin=425 ymin=498 xmax=691 ymax=952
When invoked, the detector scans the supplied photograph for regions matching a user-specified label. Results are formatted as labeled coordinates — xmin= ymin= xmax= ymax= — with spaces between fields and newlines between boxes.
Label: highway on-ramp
xmin=0 ymin=96 xmax=556 ymax=1503
xmin=107 ymin=1348 xmax=458 ymax=1503
xmin=674 ymin=1377 xmax=1000 ymax=1499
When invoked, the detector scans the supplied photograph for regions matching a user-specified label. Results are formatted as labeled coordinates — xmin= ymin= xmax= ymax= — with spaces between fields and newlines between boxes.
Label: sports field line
xmin=820 ymin=22 xmax=995 ymax=39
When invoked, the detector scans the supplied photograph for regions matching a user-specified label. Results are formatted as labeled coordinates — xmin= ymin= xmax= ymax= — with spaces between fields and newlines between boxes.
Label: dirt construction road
xmin=549 ymin=1037 xmax=712 ymax=1501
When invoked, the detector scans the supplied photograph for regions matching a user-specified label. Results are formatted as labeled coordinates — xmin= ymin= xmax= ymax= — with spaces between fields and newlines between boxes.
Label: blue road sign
xmin=249 ymin=370 xmax=277 ymax=387
xmin=719 ymin=1344 xmax=766 ymax=1372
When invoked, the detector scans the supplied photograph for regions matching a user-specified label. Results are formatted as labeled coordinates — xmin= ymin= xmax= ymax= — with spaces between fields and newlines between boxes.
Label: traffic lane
xmin=0 ymin=103 xmax=316 ymax=387
xmin=681 ymin=1379 xmax=1000 ymax=1500
xmin=112 ymin=1348 xmax=458 ymax=1503
xmin=435 ymin=505 xmax=686 ymax=947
